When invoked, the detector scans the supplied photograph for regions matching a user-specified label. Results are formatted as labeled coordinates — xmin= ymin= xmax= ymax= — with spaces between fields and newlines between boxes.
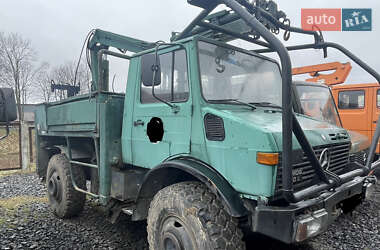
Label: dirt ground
xmin=0 ymin=170 xmax=379 ymax=250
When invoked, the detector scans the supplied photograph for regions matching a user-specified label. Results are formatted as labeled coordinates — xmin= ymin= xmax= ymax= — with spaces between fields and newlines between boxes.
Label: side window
xmin=377 ymin=89 xmax=380 ymax=107
xmin=338 ymin=90 xmax=365 ymax=109
xmin=141 ymin=50 xmax=189 ymax=103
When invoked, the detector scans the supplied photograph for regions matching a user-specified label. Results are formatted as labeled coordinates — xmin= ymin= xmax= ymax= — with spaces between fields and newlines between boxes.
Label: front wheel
xmin=147 ymin=181 xmax=245 ymax=250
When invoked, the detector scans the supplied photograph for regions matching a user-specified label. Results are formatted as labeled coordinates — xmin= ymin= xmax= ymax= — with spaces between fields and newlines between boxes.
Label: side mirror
xmin=141 ymin=53 xmax=161 ymax=87
xmin=0 ymin=88 xmax=17 ymax=122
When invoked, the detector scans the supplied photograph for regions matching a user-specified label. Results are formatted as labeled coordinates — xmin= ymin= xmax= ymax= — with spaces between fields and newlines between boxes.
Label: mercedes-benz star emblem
xmin=319 ymin=148 xmax=331 ymax=170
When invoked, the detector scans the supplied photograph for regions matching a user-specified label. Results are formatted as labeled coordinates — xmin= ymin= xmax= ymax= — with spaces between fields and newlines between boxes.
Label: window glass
xmin=338 ymin=90 xmax=365 ymax=109
xmin=141 ymin=50 xmax=189 ymax=103
xmin=377 ymin=89 xmax=380 ymax=107
xmin=197 ymin=41 xmax=282 ymax=106
xmin=296 ymin=85 xmax=342 ymax=127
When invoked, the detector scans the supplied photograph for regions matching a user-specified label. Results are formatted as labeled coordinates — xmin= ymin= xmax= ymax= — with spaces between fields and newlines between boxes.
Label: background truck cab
xmin=292 ymin=62 xmax=380 ymax=159
xmin=332 ymin=83 xmax=380 ymax=156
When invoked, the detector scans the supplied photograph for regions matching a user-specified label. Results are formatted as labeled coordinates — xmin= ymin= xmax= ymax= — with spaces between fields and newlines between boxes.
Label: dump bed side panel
xmin=46 ymin=97 xmax=97 ymax=133
xmin=35 ymin=93 xmax=124 ymax=137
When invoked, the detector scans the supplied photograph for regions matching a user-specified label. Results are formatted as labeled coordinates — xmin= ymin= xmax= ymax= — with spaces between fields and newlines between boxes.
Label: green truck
xmin=34 ymin=0 xmax=379 ymax=249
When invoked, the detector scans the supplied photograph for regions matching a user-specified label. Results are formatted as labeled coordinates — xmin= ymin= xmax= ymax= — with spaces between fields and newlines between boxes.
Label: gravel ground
xmin=0 ymin=172 xmax=379 ymax=250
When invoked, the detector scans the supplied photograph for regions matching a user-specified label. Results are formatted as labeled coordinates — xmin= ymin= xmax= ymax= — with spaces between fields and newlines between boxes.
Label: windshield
xmin=198 ymin=41 xmax=282 ymax=106
xmin=295 ymin=84 xmax=342 ymax=127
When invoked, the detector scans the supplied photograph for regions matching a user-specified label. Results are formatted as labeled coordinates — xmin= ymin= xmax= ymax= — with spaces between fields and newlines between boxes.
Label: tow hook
xmin=364 ymin=175 xmax=377 ymax=200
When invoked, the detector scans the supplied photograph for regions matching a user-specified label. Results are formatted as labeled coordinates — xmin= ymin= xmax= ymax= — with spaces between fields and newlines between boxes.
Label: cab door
xmin=131 ymin=48 xmax=192 ymax=168
xmin=336 ymin=88 xmax=372 ymax=139
xmin=371 ymin=87 xmax=380 ymax=153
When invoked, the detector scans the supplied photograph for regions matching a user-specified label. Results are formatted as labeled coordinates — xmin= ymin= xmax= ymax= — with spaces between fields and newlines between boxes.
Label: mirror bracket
xmin=149 ymin=42 xmax=186 ymax=111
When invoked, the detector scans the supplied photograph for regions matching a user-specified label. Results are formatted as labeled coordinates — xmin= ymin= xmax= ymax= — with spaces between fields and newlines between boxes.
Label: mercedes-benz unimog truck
xmin=35 ymin=1 xmax=379 ymax=249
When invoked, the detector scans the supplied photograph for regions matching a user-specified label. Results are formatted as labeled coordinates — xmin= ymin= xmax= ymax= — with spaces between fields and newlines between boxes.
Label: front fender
xmin=132 ymin=156 xmax=249 ymax=221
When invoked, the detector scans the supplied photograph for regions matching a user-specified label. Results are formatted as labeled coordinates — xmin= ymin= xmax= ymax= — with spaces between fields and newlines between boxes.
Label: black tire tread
xmin=147 ymin=181 xmax=245 ymax=250
xmin=47 ymin=154 xmax=86 ymax=218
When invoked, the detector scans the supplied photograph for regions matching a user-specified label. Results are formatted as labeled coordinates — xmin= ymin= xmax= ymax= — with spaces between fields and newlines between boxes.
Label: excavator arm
xmin=292 ymin=62 xmax=352 ymax=86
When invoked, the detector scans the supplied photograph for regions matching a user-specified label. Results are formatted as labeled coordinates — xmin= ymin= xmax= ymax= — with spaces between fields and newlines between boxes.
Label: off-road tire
xmin=147 ymin=181 xmax=245 ymax=250
xmin=46 ymin=154 xmax=86 ymax=218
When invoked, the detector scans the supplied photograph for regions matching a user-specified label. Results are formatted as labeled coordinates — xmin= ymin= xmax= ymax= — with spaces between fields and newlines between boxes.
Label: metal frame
xmin=65 ymin=136 xmax=100 ymax=198
xmin=97 ymin=49 xmax=132 ymax=94
xmin=181 ymin=0 xmax=380 ymax=203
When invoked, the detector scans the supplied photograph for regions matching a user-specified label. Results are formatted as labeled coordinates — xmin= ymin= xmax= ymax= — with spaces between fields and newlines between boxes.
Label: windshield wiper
xmin=249 ymin=102 xmax=282 ymax=109
xmin=208 ymin=99 xmax=256 ymax=110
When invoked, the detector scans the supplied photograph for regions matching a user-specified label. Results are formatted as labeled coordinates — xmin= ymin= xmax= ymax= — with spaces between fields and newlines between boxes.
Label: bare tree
xmin=32 ymin=59 xmax=91 ymax=103
xmin=33 ymin=62 xmax=54 ymax=103
xmin=0 ymin=32 xmax=38 ymax=120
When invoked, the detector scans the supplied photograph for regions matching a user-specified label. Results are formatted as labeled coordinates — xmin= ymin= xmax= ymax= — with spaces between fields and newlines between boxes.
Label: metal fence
xmin=0 ymin=122 xmax=36 ymax=171
xmin=0 ymin=123 xmax=21 ymax=170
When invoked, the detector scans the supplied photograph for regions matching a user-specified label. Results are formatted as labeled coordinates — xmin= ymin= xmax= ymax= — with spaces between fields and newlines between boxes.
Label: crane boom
xmin=87 ymin=29 xmax=155 ymax=91
xmin=292 ymin=62 xmax=352 ymax=86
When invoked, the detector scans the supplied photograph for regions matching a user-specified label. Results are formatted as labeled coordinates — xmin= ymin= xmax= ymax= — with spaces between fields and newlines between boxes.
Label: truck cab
xmin=293 ymin=81 xmax=370 ymax=164
xmin=34 ymin=1 xmax=378 ymax=249
xmin=332 ymin=83 xmax=380 ymax=157
xmin=292 ymin=61 xmax=378 ymax=158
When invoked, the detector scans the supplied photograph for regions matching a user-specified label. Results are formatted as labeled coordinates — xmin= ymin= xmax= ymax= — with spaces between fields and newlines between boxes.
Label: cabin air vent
xmin=329 ymin=132 xmax=349 ymax=140
xmin=204 ymin=113 xmax=225 ymax=141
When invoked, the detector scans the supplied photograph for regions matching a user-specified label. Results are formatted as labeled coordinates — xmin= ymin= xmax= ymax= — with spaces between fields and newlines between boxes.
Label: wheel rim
xmin=48 ymin=171 xmax=62 ymax=202
xmin=160 ymin=216 xmax=196 ymax=250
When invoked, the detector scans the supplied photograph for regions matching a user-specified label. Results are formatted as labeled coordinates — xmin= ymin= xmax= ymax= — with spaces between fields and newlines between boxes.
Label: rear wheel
xmin=46 ymin=154 xmax=86 ymax=218
xmin=147 ymin=181 xmax=245 ymax=250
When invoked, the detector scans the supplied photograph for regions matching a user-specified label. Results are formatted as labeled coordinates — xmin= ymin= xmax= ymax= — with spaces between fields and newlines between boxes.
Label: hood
xmin=203 ymin=106 xmax=350 ymax=151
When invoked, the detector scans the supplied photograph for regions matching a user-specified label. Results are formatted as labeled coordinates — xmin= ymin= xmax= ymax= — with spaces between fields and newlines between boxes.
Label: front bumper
xmin=249 ymin=176 xmax=371 ymax=243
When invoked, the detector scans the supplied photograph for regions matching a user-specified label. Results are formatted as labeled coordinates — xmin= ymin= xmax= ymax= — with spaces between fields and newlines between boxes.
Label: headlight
xmin=295 ymin=209 xmax=328 ymax=242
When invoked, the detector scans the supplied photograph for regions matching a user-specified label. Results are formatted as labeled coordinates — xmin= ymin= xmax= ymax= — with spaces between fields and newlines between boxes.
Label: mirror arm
xmin=151 ymin=42 xmax=186 ymax=113
xmin=0 ymin=89 xmax=10 ymax=140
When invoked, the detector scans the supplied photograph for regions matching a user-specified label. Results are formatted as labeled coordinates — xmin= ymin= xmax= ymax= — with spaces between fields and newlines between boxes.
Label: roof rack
xmin=172 ymin=0 xmax=323 ymax=46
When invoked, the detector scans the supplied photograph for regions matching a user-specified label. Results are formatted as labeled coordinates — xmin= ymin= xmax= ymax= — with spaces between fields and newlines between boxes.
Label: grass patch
xmin=0 ymin=169 xmax=21 ymax=177
xmin=0 ymin=196 xmax=48 ymax=210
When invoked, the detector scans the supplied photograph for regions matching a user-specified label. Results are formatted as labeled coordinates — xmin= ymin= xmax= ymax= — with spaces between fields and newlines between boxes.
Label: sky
xmin=0 ymin=0 xmax=379 ymax=93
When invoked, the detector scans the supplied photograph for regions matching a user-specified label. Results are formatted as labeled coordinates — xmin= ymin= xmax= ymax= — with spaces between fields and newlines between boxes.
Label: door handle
xmin=374 ymin=121 xmax=377 ymax=124
xmin=134 ymin=120 xmax=144 ymax=127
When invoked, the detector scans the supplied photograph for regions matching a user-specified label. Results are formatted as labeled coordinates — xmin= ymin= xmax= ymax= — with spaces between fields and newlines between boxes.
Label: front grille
xmin=349 ymin=150 xmax=368 ymax=166
xmin=276 ymin=142 xmax=351 ymax=192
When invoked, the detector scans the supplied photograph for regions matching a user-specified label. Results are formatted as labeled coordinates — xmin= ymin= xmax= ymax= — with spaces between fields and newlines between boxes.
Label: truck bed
xmin=35 ymin=93 xmax=125 ymax=137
